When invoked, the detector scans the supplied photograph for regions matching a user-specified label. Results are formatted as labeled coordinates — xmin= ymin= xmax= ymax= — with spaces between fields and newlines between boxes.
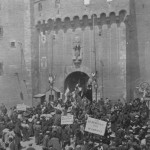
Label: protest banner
xmin=61 ymin=115 xmax=73 ymax=125
xmin=85 ymin=117 xmax=107 ymax=136
xmin=16 ymin=104 xmax=27 ymax=111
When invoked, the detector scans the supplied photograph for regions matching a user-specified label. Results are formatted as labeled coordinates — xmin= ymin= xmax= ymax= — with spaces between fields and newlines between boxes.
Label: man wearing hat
xmin=133 ymin=115 xmax=141 ymax=127
xmin=41 ymin=117 xmax=48 ymax=134
xmin=14 ymin=120 xmax=22 ymax=150
xmin=0 ymin=121 xmax=5 ymax=138
xmin=53 ymin=109 xmax=61 ymax=126
xmin=34 ymin=121 xmax=41 ymax=145
xmin=117 ymin=138 xmax=128 ymax=150
xmin=109 ymin=137 xmax=116 ymax=150
xmin=48 ymin=131 xmax=62 ymax=150
xmin=8 ymin=136 xmax=15 ymax=150
xmin=39 ymin=132 xmax=43 ymax=145
xmin=146 ymin=128 xmax=150 ymax=148
xmin=110 ymin=111 xmax=117 ymax=132
xmin=138 ymin=128 xmax=146 ymax=140
xmin=28 ymin=118 xmax=34 ymax=137
xmin=22 ymin=120 xmax=29 ymax=142
xmin=43 ymin=131 xmax=50 ymax=149
xmin=75 ymin=129 xmax=84 ymax=147
xmin=61 ymin=125 xmax=70 ymax=149
xmin=0 ymin=134 xmax=4 ymax=150
xmin=115 ymin=126 xmax=124 ymax=147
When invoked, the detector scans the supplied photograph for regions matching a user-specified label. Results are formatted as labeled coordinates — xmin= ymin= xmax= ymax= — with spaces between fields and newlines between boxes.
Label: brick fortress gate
xmin=32 ymin=0 xmax=140 ymax=101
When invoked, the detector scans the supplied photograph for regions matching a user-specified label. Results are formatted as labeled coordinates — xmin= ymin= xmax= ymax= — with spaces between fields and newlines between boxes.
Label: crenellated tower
xmin=32 ymin=0 xmax=140 ymax=101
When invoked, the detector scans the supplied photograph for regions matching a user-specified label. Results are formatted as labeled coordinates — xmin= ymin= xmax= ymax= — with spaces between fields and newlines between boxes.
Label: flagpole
xmin=93 ymin=15 xmax=96 ymax=75
xmin=101 ymin=60 xmax=104 ymax=100
xmin=49 ymin=18 xmax=56 ymax=102
xmin=93 ymin=14 xmax=97 ymax=102
xmin=50 ymin=33 xmax=55 ymax=101
xmin=102 ymin=64 xmax=104 ymax=99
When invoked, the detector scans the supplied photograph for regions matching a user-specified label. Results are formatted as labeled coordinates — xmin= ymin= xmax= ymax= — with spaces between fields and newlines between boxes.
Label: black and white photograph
xmin=0 ymin=0 xmax=150 ymax=149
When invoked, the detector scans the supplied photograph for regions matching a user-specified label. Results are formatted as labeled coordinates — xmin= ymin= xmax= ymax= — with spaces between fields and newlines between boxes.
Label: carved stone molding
xmin=65 ymin=65 xmax=91 ymax=78
xmin=36 ymin=10 xmax=128 ymax=33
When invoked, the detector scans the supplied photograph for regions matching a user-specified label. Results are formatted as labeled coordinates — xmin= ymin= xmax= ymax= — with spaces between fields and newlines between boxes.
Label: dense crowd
xmin=0 ymin=91 xmax=150 ymax=150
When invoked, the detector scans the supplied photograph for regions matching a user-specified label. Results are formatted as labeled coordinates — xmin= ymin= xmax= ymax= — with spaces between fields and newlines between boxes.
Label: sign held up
xmin=85 ymin=117 xmax=107 ymax=136
xmin=61 ymin=115 xmax=73 ymax=125
xmin=16 ymin=104 xmax=27 ymax=111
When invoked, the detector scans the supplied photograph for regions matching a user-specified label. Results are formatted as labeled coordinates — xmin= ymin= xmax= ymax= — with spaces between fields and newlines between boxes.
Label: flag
xmin=78 ymin=87 xmax=82 ymax=92
xmin=65 ymin=87 xmax=70 ymax=97
xmin=81 ymin=90 xmax=84 ymax=98
xmin=79 ymin=88 xmax=84 ymax=98
xmin=64 ymin=87 xmax=70 ymax=103
xmin=75 ymin=83 xmax=80 ymax=94
xmin=78 ymin=87 xmax=82 ymax=97
xmin=75 ymin=83 xmax=80 ymax=92
xmin=92 ymin=72 xmax=96 ymax=77
xmin=75 ymin=83 xmax=79 ymax=88
xmin=72 ymin=91 xmax=76 ymax=99
xmin=84 ymin=0 xmax=90 ymax=5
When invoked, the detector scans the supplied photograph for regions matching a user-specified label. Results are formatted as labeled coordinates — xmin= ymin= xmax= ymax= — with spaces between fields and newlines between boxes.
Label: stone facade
xmin=32 ymin=0 xmax=137 ymax=101
xmin=135 ymin=0 xmax=150 ymax=83
xmin=23 ymin=0 xmax=34 ymax=106
xmin=0 ymin=0 xmax=33 ymax=107
xmin=3 ymin=0 xmax=150 ymax=106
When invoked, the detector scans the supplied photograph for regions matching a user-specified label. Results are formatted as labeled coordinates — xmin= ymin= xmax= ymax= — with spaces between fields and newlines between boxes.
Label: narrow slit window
xmin=0 ymin=26 xmax=3 ymax=37
xmin=38 ymin=2 xmax=42 ymax=11
xmin=0 ymin=62 xmax=3 ymax=76
xmin=10 ymin=41 xmax=16 ymax=48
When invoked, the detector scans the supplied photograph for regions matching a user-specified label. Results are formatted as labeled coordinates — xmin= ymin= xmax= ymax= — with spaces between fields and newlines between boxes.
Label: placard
xmin=85 ymin=117 xmax=107 ymax=136
xmin=61 ymin=115 xmax=73 ymax=125
xmin=16 ymin=104 xmax=26 ymax=111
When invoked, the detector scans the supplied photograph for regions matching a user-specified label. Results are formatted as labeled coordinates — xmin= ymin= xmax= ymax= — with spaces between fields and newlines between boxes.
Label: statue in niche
xmin=72 ymin=35 xmax=83 ymax=67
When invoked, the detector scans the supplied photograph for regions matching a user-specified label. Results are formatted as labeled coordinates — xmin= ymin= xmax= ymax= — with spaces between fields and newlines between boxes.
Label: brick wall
xmin=33 ymin=0 xmax=130 ymax=101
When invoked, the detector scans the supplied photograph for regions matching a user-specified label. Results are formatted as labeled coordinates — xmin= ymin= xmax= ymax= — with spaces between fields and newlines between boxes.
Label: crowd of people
xmin=0 ymin=90 xmax=150 ymax=150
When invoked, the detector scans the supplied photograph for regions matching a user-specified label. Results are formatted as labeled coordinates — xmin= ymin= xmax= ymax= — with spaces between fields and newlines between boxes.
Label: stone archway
xmin=64 ymin=71 xmax=89 ymax=92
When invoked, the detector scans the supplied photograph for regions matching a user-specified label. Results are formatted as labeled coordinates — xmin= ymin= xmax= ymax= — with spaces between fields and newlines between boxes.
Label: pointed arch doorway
xmin=64 ymin=71 xmax=89 ymax=93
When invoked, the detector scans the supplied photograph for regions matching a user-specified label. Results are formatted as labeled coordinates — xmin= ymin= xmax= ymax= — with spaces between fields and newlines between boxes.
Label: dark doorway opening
xmin=64 ymin=71 xmax=89 ymax=93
